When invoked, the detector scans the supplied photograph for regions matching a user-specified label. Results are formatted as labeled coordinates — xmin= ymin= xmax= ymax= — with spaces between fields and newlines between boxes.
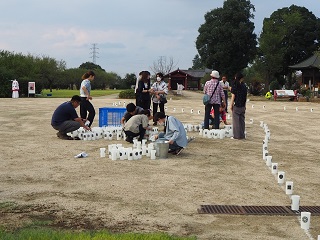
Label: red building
xmin=164 ymin=68 xmax=211 ymax=90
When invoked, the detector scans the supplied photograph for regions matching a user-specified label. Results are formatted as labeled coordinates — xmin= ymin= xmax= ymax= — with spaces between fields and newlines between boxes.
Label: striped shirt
xmin=203 ymin=79 xmax=225 ymax=104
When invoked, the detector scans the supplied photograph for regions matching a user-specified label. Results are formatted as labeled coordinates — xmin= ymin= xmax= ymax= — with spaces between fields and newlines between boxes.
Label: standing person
xmin=51 ymin=95 xmax=90 ymax=140
xmin=136 ymin=71 xmax=153 ymax=110
xmin=203 ymin=70 xmax=226 ymax=130
xmin=151 ymin=72 xmax=168 ymax=126
xmin=220 ymin=75 xmax=230 ymax=112
xmin=135 ymin=71 xmax=143 ymax=106
xmin=230 ymin=72 xmax=247 ymax=139
xmin=153 ymin=112 xmax=187 ymax=155
xmin=80 ymin=70 xmax=95 ymax=127
xmin=123 ymin=109 xmax=153 ymax=143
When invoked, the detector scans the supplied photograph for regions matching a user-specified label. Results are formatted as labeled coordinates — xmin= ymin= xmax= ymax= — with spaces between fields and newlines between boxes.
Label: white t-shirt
xmin=80 ymin=79 xmax=91 ymax=97
xmin=220 ymin=80 xmax=230 ymax=91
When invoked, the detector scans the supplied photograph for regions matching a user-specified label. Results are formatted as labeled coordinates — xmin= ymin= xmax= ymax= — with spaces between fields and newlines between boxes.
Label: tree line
xmin=194 ymin=0 xmax=320 ymax=95
xmin=1 ymin=0 xmax=319 ymax=97
xmin=0 ymin=51 xmax=137 ymax=97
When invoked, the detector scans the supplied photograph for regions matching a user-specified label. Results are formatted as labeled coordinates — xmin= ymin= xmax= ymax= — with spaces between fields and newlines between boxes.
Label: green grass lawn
xmin=41 ymin=89 xmax=123 ymax=98
xmin=0 ymin=228 xmax=196 ymax=240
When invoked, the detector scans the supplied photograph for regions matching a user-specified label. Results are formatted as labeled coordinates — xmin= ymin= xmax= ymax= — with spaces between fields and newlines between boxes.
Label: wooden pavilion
xmin=164 ymin=68 xmax=211 ymax=90
xmin=289 ymin=53 xmax=320 ymax=89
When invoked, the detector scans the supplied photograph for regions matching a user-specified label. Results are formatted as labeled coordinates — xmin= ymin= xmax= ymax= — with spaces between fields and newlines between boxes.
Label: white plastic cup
xmin=100 ymin=148 xmax=106 ymax=158
xmin=301 ymin=212 xmax=311 ymax=230
xmin=263 ymin=150 xmax=268 ymax=160
xmin=266 ymin=155 xmax=272 ymax=167
xmin=133 ymin=149 xmax=139 ymax=160
xmin=127 ymin=149 xmax=133 ymax=160
xmin=150 ymin=149 xmax=156 ymax=160
xmin=142 ymin=146 xmax=147 ymax=156
xmin=285 ymin=181 xmax=293 ymax=195
xmin=291 ymin=195 xmax=300 ymax=211
xmin=277 ymin=171 xmax=285 ymax=184
xmin=271 ymin=163 xmax=278 ymax=174
xmin=111 ymin=149 xmax=117 ymax=160
xmin=142 ymin=139 xmax=147 ymax=146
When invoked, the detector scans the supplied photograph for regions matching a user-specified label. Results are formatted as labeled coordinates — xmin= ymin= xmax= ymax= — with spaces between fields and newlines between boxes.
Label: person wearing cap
xmin=153 ymin=112 xmax=187 ymax=155
xmin=151 ymin=72 xmax=168 ymax=126
xmin=51 ymin=95 xmax=90 ymax=140
xmin=230 ymin=72 xmax=247 ymax=139
xmin=203 ymin=70 xmax=226 ymax=129
xmin=123 ymin=109 xmax=153 ymax=143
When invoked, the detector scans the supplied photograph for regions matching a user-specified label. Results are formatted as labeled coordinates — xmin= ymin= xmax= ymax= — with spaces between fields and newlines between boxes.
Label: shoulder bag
xmin=203 ymin=82 xmax=219 ymax=105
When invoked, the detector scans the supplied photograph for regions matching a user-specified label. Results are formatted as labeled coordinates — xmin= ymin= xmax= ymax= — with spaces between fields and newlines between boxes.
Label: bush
xmin=119 ymin=89 xmax=135 ymax=99
xmin=269 ymin=80 xmax=280 ymax=92
xmin=249 ymin=81 xmax=263 ymax=96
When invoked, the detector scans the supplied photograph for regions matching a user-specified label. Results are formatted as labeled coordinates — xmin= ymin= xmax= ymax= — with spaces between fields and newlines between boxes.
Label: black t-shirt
xmin=231 ymin=82 xmax=247 ymax=107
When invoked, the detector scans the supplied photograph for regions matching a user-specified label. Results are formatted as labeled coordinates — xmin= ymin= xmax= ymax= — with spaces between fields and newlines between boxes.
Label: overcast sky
xmin=0 ymin=0 xmax=319 ymax=77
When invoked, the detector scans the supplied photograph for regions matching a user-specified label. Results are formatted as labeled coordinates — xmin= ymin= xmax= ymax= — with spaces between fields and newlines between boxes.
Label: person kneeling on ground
xmin=123 ymin=109 xmax=153 ymax=143
xmin=153 ymin=112 xmax=188 ymax=155
xmin=120 ymin=102 xmax=144 ymax=125
xmin=51 ymin=95 xmax=90 ymax=140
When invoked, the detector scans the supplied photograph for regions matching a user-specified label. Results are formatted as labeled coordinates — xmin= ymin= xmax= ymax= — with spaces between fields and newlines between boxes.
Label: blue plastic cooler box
xmin=99 ymin=107 xmax=126 ymax=127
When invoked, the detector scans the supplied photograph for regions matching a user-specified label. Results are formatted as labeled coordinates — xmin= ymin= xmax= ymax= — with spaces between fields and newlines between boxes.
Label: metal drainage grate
xmin=198 ymin=205 xmax=320 ymax=216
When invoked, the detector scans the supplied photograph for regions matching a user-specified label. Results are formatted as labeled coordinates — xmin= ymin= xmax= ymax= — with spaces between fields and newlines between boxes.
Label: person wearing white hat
xmin=203 ymin=70 xmax=226 ymax=129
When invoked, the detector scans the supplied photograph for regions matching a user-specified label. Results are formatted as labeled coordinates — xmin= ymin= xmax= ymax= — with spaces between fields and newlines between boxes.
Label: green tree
xmin=259 ymin=5 xmax=320 ymax=88
xmin=196 ymin=0 xmax=257 ymax=78
xmin=79 ymin=62 xmax=105 ymax=71
xmin=191 ymin=54 xmax=205 ymax=69
xmin=37 ymin=56 xmax=66 ymax=92
xmin=122 ymin=73 xmax=137 ymax=89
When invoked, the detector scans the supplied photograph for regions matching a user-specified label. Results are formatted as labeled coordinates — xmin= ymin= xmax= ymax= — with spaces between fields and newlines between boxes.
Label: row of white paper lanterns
xmin=68 ymin=123 xmax=236 ymax=142
xmin=100 ymin=142 xmax=159 ymax=160
xmin=252 ymin=104 xmax=315 ymax=112
xmin=260 ymin=121 xmax=312 ymax=232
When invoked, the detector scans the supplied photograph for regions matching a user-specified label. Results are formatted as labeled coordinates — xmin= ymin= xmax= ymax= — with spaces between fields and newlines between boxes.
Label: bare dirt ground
xmin=1 ymin=91 xmax=320 ymax=240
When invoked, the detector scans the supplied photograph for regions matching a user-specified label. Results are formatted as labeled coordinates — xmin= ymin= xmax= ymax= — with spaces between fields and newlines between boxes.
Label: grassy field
xmin=0 ymin=228 xmax=196 ymax=240
xmin=41 ymin=89 xmax=123 ymax=98
xmin=0 ymin=201 xmax=195 ymax=240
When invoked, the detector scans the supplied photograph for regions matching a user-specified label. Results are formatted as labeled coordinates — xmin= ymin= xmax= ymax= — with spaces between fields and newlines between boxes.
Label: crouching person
xmin=153 ymin=112 xmax=187 ymax=155
xmin=51 ymin=95 xmax=90 ymax=140
xmin=123 ymin=109 xmax=152 ymax=143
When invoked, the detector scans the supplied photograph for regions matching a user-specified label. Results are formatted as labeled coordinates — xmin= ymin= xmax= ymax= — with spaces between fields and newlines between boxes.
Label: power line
xmin=90 ymin=43 xmax=99 ymax=64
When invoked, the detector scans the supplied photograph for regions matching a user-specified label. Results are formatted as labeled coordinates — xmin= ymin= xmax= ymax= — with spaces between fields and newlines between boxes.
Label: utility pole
xmin=90 ymin=43 xmax=99 ymax=64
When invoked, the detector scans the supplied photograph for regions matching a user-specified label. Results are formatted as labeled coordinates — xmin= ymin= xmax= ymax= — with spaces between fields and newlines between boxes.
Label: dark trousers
xmin=158 ymin=132 xmax=180 ymax=150
xmin=152 ymin=102 xmax=165 ymax=124
xmin=204 ymin=103 xmax=220 ymax=129
xmin=232 ymin=106 xmax=246 ymax=139
xmin=80 ymin=97 xmax=95 ymax=127
xmin=52 ymin=121 xmax=80 ymax=134
xmin=124 ymin=124 xmax=146 ymax=140
xmin=137 ymin=98 xmax=151 ymax=110
xmin=224 ymin=90 xmax=228 ymax=112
